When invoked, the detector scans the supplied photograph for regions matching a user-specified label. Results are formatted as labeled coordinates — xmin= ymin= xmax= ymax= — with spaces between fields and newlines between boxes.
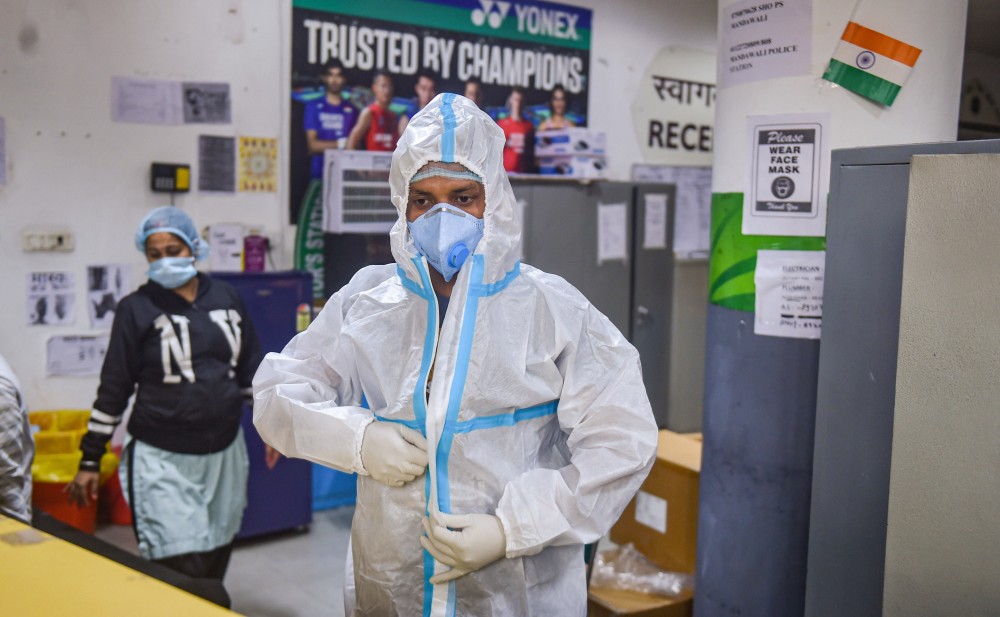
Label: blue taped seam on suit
xmin=412 ymin=258 xmax=437 ymax=428
xmin=398 ymin=265 xmax=430 ymax=299
xmin=437 ymin=254 xmax=486 ymax=515
xmin=452 ymin=400 xmax=558 ymax=433
xmin=438 ymin=254 xmax=485 ymax=616
xmin=374 ymin=399 xmax=558 ymax=435
xmin=402 ymin=255 xmax=522 ymax=616
xmin=440 ymin=93 xmax=457 ymax=163
xmin=472 ymin=261 xmax=520 ymax=297
xmin=424 ymin=544 xmax=434 ymax=617
xmin=410 ymin=258 xmax=438 ymax=617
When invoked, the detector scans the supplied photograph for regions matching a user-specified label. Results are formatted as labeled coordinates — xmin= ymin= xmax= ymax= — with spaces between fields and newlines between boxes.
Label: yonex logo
xmin=471 ymin=1 xmax=580 ymax=40
xmin=471 ymin=1 xmax=511 ymax=29
xmin=856 ymin=50 xmax=876 ymax=70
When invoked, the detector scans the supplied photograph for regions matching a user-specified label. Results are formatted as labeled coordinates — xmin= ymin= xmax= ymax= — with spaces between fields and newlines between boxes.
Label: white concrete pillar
xmin=696 ymin=2 xmax=967 ymax=616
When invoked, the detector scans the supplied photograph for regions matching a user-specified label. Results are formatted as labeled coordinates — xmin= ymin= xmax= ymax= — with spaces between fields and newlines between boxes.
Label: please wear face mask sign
xmin=148 ymin=256 xmax=197 ymax=289
xmin=408 ymin=203 xmax=484 ymax=282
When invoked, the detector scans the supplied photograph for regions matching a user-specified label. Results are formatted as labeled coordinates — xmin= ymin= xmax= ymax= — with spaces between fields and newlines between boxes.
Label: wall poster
xmin=289 ymin=0 xmax=594 ymax=222
xmin=744 ymin=111 xmax=830 ymax=237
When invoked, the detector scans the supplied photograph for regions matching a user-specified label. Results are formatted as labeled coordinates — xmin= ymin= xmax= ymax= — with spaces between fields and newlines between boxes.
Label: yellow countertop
xmin=0 ymin=517 xmax=235 ymax=616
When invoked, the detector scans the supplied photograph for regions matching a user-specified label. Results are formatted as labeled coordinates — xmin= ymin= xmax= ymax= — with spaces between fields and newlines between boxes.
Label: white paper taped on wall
xmin=46 ymin=335 xmax=109 ymax=377
xmin=27 ymin=271 xmax=76 ymax=326
xmin=744 ymin=112 xmax=831 ymax=237
xmin=87 ymin=264 xmax=131 ymax=330
xmin=754 ymin=250 xmax=825 ymax=339
xmin=597 ymin=202 xmax=628 ymax=264
xmin=643 ymin=194 xmax=669 ymax=250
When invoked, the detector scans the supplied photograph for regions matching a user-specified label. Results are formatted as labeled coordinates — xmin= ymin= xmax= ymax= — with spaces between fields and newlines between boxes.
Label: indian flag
xmin=823 ymin=22 xmax=922 ymax=107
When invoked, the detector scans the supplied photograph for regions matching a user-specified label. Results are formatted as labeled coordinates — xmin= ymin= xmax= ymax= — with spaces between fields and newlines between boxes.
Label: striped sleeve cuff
xmin=86 ymin=408 xmax=122 ymax=435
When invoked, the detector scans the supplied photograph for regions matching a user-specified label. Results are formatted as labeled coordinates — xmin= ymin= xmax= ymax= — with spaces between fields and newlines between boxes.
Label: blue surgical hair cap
xmin=409 ymin=162 xmax=483 ymax=185
xmin=134 ymin=206 xmax=210 ymax=260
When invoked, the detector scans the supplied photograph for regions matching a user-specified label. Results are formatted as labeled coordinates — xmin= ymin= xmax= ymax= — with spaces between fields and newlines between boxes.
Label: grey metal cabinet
xmin=805 ymin=139 xmax=1000 ymax=617
xmin=511 ymin=179 xmax=676 ymax=428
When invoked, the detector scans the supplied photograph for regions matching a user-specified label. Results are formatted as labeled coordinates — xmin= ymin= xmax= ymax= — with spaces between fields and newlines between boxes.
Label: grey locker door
xmin=519 ymin=181 xmax=633 ymax=335
xmin=806 ymin=161 xmax=910 ymax=617
xmin=805 ymin=139 xmax=1000 ymax=617
xmin=631 ymin=183 xmax=676 ymax=428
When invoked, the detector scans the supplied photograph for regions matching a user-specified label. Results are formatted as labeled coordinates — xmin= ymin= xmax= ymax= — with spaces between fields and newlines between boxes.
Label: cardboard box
xmin=535 ymin=128 xmax=606 ymax=157
xmin=611 ymin=430 xmax=702 ymax=574
xmin=537 ymin=154 xmax=607 ymax=179
xmin=588 ymin=586 xmax=693 ymax=617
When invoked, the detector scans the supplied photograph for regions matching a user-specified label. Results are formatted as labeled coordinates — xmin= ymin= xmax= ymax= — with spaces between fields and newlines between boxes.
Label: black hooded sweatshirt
xmin=79 ymin=274 xmax=262 ymax=470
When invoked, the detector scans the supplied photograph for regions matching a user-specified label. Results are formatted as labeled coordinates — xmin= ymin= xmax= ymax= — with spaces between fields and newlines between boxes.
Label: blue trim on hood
xmin=471 ymin=261 xmax=521 ymax=297
xmin=440 ymin=93 xmax=457 ymax=163
xmin=398 ymin=265 xmax=431 ymax=299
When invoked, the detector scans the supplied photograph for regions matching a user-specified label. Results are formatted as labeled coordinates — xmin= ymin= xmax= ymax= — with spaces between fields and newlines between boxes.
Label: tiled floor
xmin=95 ymin=506 xmax=355 ymax=617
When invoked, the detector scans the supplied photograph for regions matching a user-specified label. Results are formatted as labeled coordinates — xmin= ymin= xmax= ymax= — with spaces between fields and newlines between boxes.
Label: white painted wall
xmin=0 ymin=0 xmax=292 ymax=410
xmin=570 ymin=0 xmax=719 ymax=178
xmin=0 ymin=0 xmax=713 ymax=410
xmin=713 ymin=0 xmax=967 ymax=192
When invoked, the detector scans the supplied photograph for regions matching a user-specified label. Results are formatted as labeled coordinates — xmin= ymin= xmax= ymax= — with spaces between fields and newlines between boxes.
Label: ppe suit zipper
xmin=421 ymin=278 xmax=439 ymax=419
xmin=414 ymin=256 xmax=445 ymax=617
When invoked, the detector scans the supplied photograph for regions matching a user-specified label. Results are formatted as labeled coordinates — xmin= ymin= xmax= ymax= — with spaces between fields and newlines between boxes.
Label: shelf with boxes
xmin=535 ymin=128 xmax=607 ymax=179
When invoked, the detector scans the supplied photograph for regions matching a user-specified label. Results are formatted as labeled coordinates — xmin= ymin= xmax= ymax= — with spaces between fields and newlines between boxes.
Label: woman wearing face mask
xmin=66 ymin=206 xmax=263 ymax=606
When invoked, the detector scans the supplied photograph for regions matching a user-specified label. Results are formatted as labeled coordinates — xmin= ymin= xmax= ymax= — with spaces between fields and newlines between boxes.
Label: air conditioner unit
xmin=322 ymin=150 xmax=396 ymax=234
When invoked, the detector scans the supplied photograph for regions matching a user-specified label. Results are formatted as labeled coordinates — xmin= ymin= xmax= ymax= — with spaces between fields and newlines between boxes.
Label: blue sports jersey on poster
xmin=304 ymin=98 xmax=358 ymax=179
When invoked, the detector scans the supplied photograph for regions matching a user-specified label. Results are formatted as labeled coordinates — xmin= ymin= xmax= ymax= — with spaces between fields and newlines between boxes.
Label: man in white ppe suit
xmin=253 ymin=93 xmax=657 ymax=616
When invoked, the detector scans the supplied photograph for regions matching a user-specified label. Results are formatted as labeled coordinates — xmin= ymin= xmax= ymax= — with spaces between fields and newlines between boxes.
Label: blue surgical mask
xmin=408 ymin=203 xmax=485 ymax=282
xmin=148 ymin=257 xmax=197 ymax=289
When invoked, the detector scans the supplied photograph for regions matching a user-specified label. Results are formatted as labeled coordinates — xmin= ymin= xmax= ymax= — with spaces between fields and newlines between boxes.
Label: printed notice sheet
xmin=754 ymin=250 xmax=825 ymax=339
xmin=720 ymin=0 xmax=812 ymax=89
xmin=199 ymin=135 xmax=236 ymax=192
xmin=632 ymin=165 xmax=712 ymax=258
xmin=111 ymin=76 xmax=183 ymax=125
xmin=182 ymin=82 xmax=232 ymax=124
xmin=643 ymin=194 xmax=669 ymax=249
xmin=46 ymin=335 xmax=109 ymax=377
xmin=27 ymin=272 xmax=75 ymax=326
xmin=86 ymin=265 xmax=131 ymax=330
xmin=745 ymin=112 xmax=830 ymax=236
xmin=597 ymin=202 xmax=629 ymax=264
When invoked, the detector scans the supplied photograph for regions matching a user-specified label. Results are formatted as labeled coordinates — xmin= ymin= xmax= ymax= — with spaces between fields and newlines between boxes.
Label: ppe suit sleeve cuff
xmin=354 ymin=416 xmax=376 ymax=476
xmin=495 ymin=509 xmax=540 ymax=559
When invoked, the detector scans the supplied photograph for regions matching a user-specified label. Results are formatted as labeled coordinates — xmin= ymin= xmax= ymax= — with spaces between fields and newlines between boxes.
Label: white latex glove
xmin=420 ymin=512 xmax=507 ymax=584
xmin=359 ymin=421 xmax=428 ymax=487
